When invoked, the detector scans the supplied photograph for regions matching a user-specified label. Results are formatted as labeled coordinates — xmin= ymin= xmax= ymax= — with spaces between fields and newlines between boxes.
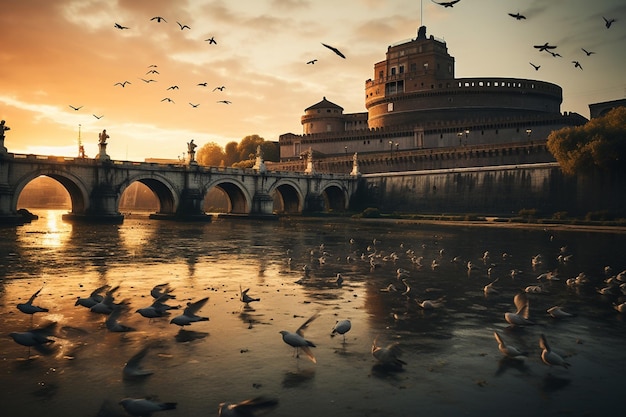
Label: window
xmin=326 ymin=124 xmax=332 ymax=132
xmin=399 ymin=65 xmax=404 ymax=74
xmin=388 ymin=102 xmax=394 ymax=112
xmin=379 ymin=70 xmax=384 ymax=79
xmin=391 ymin=67 xmax=397 ymax=75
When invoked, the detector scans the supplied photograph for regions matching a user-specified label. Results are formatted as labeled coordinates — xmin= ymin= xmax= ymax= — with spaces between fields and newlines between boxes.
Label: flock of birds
xmin=7 ymin=230 xmax=626 ymax=415
xmin=432 ymin=0 xmax=618 ymax=74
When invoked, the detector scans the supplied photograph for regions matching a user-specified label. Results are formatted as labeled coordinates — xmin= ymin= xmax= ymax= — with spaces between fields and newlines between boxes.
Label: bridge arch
xmin=118 ymin=174 xmax=179 ymax=215
xmin=320 ymin=182 xmax=350 ymax=212
xmin=205 ymin=178 xmax=251 ymax=214
xmin=12 ymin=170 xmax=90 ymax=214
xmin=269 ymin=180 xmax=304 ymax=214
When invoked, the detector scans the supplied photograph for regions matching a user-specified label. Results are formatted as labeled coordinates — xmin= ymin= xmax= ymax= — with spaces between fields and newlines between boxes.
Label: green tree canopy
xmin=194 ymin=135 xmax=280 ymax=167
xmin=224 ymin=141 xmax=239 ymax=166
xmin=547 ymin=107 xmax=626 ymax=175
xmin=237 ymin=134 xmax=265 ymax=161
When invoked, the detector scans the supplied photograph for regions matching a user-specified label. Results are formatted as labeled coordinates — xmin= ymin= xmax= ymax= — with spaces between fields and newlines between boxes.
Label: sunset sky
xmin=1 ymin=0 xmax=625 ymax=162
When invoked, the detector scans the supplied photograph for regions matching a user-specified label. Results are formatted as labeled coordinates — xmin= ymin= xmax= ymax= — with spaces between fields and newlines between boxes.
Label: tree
xmin=224 ymin=141 xmax=239 ymax=166
xmin=237 ymin=135 xmax=265 ymax=161
xmin=547 ymin=107 xmax=626 ymax=175
xmin=260 ymin=141 xmax=279 ymax=162
xmin=196 ymin=142 xmax=225 ymax=166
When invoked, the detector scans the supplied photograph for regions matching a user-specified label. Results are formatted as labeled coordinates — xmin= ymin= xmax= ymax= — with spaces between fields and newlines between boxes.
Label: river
xmin=1 ymin=210 xmax=626 ymax=417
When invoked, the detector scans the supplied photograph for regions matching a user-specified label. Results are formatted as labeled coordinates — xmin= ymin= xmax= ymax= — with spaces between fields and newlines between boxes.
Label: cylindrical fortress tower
xmin=301 ymin=97 xmax=344 ymax=134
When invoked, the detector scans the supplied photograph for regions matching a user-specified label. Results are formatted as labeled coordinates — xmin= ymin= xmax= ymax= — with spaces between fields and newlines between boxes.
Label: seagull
xmin=119 ymin=398 xmax=177 ymax=416
xmin=539 ymin=334 xmax=570 ymax=368
xmin=603 ymin=16 xmax=616 ymax=29
xmin=167 ymin=85 xmax=179 ymax=90
xmin=170 ymin=296 xmax=209 ymax=326
xmin=9 ymin=321 xmax=57 ymax=358
xmin=533 ymin=42 xmax=557 ymax=52
xmin=279 ymin=312 xmax=320 ymax=363
xmin=494 ymin=331 xmax=528 ymax=359
xmin=213 ymin=86 xmax=225 ymax=91
xmin=93 ymin=114 xmax=103 ymax=119
xmin=217 ymin=100 xmax=232 ymax=104
xmin=123 ymin=346 xmax=154 ymax=379
xmin=136 ymin=295 xmax=178 ymax=321
xmin=581 ymin=48 xmax=595 ymax=56
xmin=307 ymin=59 xmax=318 ymax=64
xmin=240 ymin=285 xmax=260 ymax=305
xmin=161 ymin=97 xmax=175 ymax=103
xmin=529 ymin=62 xmax=540 ymax=71
xmin=548 ymin=51 xmax=562 ymax=58
xmin=75 ymin=284 xmax=109 ymax=308
xmin=151 ymin=16 xmax=167 ymax=23
xmin=114 ymin=23 xmax=129 ymax=30
xmin=504 ymin=292 xmax=534 ymax=326
xmin=205 ymin=37 xmax=217 ymax=44
xmin=483 ymin=277 xmax=499 ymax=295
xmin=547 ymin=306 xmax=574 ymax=319
xmin=114 ymin=81 xmax=131 ymax=87
xmin=146 ymin=69 xmax=160 ymax=74
xmin=431 ymin=0 xmax=461 ymax=7
xmin=17 ymin=287 xmax=49 ymax=320
xmin=69 ymin=105 xmax=83 ymax=111
xmin=140 ymin=78 xmax=158 ymax=83
xmin=371 ymin=336 xmax=406 ymax=368
xmin=330 ymin=319 xmax=351 ymax=343
xmin=151 ymin=283 xmax=176 ymax=300
xmin=197 ymin=82 xmax=208 ymax=87
xmin=415 ymin=296 xmax=445 ymax=310
xmin=321 ymin=43 xmax=346 ymax=59
xmin=572 ymin=60 xmax=583 ymax=70
xmin=105 ymin=307 xmax=135 ymax=332
xmin=177 ymin=21 xmax=190 ymax=30
xmin=508 ymin=12 xmax=526 ymax=20
xmin=189 ymin=103 xmax=200 ymax=108
xmin=218 ymin=396 xmax=279 ymax=417
xmin=90 ymin=285 xmax=121 ymax=315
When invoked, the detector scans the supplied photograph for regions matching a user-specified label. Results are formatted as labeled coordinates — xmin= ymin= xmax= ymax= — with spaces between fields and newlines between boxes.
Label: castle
xmin=278 ymin=27 xmax=587 ymax=166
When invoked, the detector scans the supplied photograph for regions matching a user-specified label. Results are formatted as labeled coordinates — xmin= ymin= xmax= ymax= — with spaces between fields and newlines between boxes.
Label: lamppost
xmin=389 ymin=140 xmax=393 ymax=157
xmin=395 ymin=143 xmax=399 ymax=154
xmin=457 ymin=132 xmax=463 ymax=146
xmin=464 ymin=129 xmax=469 ymax=146
xmin=526 ymin=129 xmax=532 ymax=141
xmin=344 ymin=146 xmax=348 ymax=157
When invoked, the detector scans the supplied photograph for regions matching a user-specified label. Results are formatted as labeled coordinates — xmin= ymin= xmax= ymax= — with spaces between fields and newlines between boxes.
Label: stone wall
xmin=359 ymin=164 xmax=626 ymax=218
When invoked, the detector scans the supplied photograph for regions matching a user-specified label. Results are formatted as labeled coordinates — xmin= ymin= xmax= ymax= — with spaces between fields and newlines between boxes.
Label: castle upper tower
xmin=301 ymin=96 xmax=344 ymax=134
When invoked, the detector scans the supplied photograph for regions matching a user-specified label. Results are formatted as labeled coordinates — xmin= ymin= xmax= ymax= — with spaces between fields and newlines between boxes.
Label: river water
xmin=1 ymin=210 xmax=626 ymax=417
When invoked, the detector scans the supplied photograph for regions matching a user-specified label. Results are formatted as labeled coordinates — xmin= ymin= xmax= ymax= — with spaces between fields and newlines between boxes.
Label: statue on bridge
xmin=253 ymin=144 xmax=266 ymax=173
xmin=187 ymin=139 xmax=197 ymax=164
xmin=0 ymin=120 xmax=10 ymax=153
xmin=97 ymin=129 xmax=110 ymax=161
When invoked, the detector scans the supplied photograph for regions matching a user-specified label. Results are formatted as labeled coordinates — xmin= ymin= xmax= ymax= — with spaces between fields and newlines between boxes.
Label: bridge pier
xmin=62 ymin=184 xmax=124 ymax=223
xmin=251 ymin=192 xmax=277 ymax=219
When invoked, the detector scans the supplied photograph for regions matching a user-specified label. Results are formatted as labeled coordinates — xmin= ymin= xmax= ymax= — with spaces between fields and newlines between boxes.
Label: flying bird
xmin=9 ymin=321 xmax=57 ymax=358
xmin=205 ymin=37 xmax=217 ymax=44
xmin=69 ymin=105 xmax=83 ymax=111
xmin=140 ymin=78 xmax=157 ymax=83
xmin=534 ymin=42 xmax=557 ymax=52
xmin=572 ymin=60 xmax=583 ymax=70
xmin=114 ymin=81 xmax=131 ymax=87
xmin=217 ymin=100 xmax=232 ymax=104
xmin=93 ymin=114 xmax=103 ymax=119
xmin=167 ymin=85 xmax=179 ymax=90
xmin=105 ymin=307 xmax=135 ymax=332
xmin=581 ymin=48 xmax=595 ymax=56
xmin=213 ymin=86 xmax=225 ymax=91
xmin=504 ymin=292 xmax=534 ymax=326
xmin=431 ymin=0 xmax=461 ymax=8
xmin=197 ymin=82 xmax=208 ymax=87
xmin=189 ymin=103 xmax=200 ymax=108
xmin=123 ymin=346 xmax=154 ymax=379
xmin=75 ymin=284 xmax=109 ymax=308
xmin=161 ymin=97 xmax=175 ymax=103
xmin=177 ymin=21 xmax=190 ymax=30
xmin=218 ymin=396 xmax=279 ymax=417
xmin=494 ymin=331 xmax=528 ymax=359
xmin=508 ymin=12 xmax=526 ymax=20
xmin=119 ymin=398 xmax=177 ymax=416
xmin=146 ymin=69 xmax=160 ymax=75
xmin=114 ymin=23 xmax=129 ymax=30
xmin=371 ymin=336 xmax=406 ymax=368
xmin=17 ymin=287 xmax=49 ymax=322
xmin=603 ymin=16 xmax=616 ymax=29
xmin=151 ymin=16 xmax=167 ymax=23
xmin=307 ymin=59 xmax=318 ymax=64
xmin=529 ymin=62 xmax=540 ymax=71
xmin=548 ymin=51 xmax=562 ymax=58
xmin=321 ymin=43 xmax=346 ymax=59
xmin=170 ymin=296 xmax=209 ymax=326
xmin=240 ymin=285 xmax=260 ymax=305
xmin=279 ymin=312 xmax=320 ymax=363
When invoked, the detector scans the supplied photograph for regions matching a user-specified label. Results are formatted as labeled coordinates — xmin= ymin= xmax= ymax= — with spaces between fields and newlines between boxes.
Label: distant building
xmin=279 ymin=26 xmax=587 ymax=161
xmin=589 ymin=98 xmax=626 ymax=118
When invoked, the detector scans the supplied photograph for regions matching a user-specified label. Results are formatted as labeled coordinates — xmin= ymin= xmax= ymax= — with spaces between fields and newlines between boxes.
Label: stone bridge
xmin=0 ymin=150 xmax=361 ymax=224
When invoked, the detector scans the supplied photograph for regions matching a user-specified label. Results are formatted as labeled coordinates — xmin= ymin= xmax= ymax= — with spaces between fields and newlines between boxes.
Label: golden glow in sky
xmin=1 ymin=0 xmax=625 ymax=161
